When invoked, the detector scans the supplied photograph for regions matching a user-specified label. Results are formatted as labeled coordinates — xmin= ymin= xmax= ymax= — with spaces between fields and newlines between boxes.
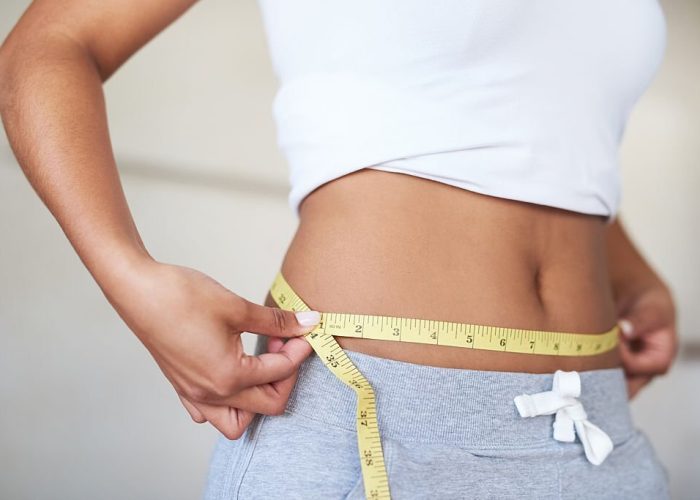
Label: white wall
xmin=1 ymin=1 xmax=698 ymax=499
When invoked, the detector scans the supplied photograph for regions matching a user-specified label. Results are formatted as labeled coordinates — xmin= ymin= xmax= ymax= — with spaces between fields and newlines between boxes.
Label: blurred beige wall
xmin=1 ymin=1 xmax=698 ymax=499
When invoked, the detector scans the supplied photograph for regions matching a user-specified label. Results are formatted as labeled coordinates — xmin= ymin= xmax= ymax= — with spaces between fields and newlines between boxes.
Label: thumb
xmin=237 ymin=298 xmax=321 ymax=338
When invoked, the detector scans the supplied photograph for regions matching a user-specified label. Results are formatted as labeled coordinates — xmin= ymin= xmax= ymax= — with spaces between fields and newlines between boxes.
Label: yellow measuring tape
xmin=269 ymin=271 xmax=620 ymax=500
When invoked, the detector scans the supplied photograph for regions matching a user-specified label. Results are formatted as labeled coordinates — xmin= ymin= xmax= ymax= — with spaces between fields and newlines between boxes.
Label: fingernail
xmin=295 ymin=310 xmax=321 ymax=327
xmin=618 ymin=318 xmax=634 ymax=337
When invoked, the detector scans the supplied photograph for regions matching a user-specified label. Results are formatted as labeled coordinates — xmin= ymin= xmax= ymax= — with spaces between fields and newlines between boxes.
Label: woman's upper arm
xmin=0 ymin=0 xmax=200 ymax=81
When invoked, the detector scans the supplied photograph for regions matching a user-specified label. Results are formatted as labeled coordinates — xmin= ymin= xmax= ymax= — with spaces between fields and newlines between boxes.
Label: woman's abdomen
xmin=269 ymin=168 xmax=621 ymax=373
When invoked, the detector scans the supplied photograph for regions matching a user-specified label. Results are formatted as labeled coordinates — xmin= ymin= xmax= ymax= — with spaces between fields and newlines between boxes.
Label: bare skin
xmin=263 ymin=170 xmax=677 ymax=383
xmin=0 ymin=0 xmax=677 ymax=440
xmin=264 ymin=168 xmax=622 ymax=373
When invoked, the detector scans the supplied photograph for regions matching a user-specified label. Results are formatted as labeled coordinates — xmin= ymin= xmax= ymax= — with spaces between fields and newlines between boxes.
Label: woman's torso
xmin=256 ymin=0 xmax=668 ymax=373
xmin=265 ymin=168 xmax=622 ymax=373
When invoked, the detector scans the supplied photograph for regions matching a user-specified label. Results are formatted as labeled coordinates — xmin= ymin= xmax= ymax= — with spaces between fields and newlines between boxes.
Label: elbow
xmin=0 ymin=30 xmax=101 ymax=114
xmin=0 ymin=33 xmax=35 ymax=112
xmin=0 ymin=45 xmax=16 ymax=112
xmin=0 ymin=50 xmax=29 ymax=115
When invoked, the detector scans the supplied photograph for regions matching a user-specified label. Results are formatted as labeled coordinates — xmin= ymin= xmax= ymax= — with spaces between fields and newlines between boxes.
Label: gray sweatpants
xmin=203 ymin=348 xmax=670 ymax=499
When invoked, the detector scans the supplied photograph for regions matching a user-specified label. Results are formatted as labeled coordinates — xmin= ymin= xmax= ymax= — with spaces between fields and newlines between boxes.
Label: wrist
xmin=89 ymin=242 xmax=157 ymax=299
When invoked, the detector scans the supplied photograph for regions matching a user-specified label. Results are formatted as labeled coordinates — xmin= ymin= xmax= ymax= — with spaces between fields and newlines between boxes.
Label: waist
xmin=272 ymin=168 xmax=621 ymax=373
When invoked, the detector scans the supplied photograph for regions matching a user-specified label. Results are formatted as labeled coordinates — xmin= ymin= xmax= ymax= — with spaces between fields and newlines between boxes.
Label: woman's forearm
xmin=0 ymin=32 xmax=152 ymax=293
xmin=604 ymin=216 xmax=667 ymax=301
xmin=0 ymin=0 xmax=321 ymax=441
xmin=605 ymin=217 xmax=678 ymax=397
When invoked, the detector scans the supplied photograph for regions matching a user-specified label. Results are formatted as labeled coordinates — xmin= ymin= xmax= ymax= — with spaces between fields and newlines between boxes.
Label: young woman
xmin=0 ymin=1 xmax=678 ymax=498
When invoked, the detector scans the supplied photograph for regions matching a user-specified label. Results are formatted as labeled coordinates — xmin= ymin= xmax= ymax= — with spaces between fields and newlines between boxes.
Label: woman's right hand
xmin=1 ymin=0 xmax=318 ymax=441
xmin=105 ymin=257 xmax=320 ymax=439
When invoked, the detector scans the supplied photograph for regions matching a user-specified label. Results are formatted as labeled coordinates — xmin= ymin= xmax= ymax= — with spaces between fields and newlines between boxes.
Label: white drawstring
xmin=513 ymin=370 xmax=614 ymax=466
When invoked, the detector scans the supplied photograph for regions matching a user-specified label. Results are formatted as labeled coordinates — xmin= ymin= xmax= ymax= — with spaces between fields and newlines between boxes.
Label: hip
xmin=204 ymin=348 xmax=669 ymax=500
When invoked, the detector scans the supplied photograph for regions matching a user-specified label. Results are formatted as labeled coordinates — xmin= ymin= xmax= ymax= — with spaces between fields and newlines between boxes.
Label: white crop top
xmin=256 ymin=0 xmax=667 ymax=223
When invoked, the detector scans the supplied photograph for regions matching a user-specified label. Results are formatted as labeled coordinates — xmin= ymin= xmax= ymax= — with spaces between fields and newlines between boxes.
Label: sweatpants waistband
xmin=285 ymin=349 xmax=635 ymax=450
